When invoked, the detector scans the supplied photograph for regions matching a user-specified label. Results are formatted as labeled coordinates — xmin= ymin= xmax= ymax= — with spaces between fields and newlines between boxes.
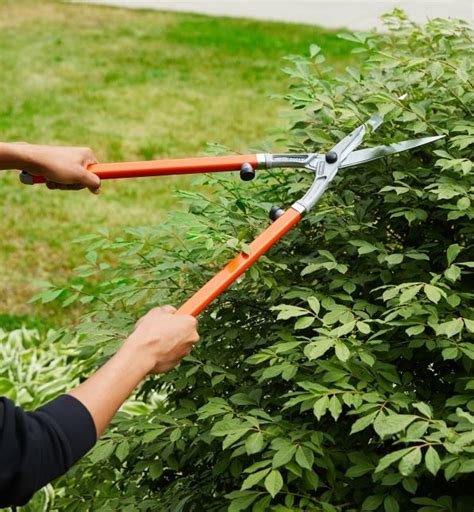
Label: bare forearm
xmin=68 ymin=345 xmax=152 ymax=437
xmin=0 ymin=142 xmax=29 ymax=170
xmin=66 ymin=307 xmax=198 ymax=438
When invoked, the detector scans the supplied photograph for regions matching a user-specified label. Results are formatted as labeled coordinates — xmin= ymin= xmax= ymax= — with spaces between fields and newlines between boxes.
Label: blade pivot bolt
xmin=325 ymin=151 xmax=338 ymax=164
xmin=240 ymin=163 xmax=255 ymax=181
xmin=269 ymin=206 xmax=285 ymax=222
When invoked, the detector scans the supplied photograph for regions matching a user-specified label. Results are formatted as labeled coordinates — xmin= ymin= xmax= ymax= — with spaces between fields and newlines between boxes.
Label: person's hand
xmin=18 ymin=144 xmax=101 ymax=194
xmin=122 ymin=306 xmax=200 ymax=374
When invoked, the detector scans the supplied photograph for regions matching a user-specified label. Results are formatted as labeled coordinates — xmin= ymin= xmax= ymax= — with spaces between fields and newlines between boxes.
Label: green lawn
xmin=0 ymin=0 xmax=356 ymax=329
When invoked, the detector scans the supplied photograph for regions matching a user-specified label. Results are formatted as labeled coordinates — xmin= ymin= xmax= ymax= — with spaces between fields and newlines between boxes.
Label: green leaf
xmin=115 ymin=441 xmax=130 ymax=462
xmin=295 ymin=446 xmax=314 ymax=470
xmin=386 ymin=253 xmax=404 ymax=265
xmin=0 ymin=378 xmax=14 ymax=396
xmin=425 ymin=446 xmax=441 ymax=476
xmin=273 ymin=305 xmax=309 ymax=320
xmin=89 ymin=441 xmax=115 ymax=463
xmin=244 ymin=460 xmax=272 ymax=474
xmin=351 ymin=411 xmax=377 ymax=434
xmin=309 ymin=44 xmax=321 ymax=57
xmin=295 ymin=316 xmax=315 ymax=330
xmin=399 ymin=284 xmax=423 ymax=303
xmin=362 ymin=495 xmax=384 ymax=511
xmin=335 ymin=340 xmax=351 ymax=362
xmin=442 ymin=347 xmax=459 ymax=360
xmin=251 ymin=496 xmax=271 ymax=512
xmin=211 ymin=420 xmax=251 ymax=438
xmin=332 ymin=321 xmax=356 ymax=337
xmin=40 ymin=288 xmax=65 ymax=304
xmin=149 ymin=460 xmax=163 ymax=479
xmin=346 ymin=462 xmax=373 ymax=478
xmin=241 ymin=468 xmax=271 ymax=490
xmin=170 ymin=428 xmax=181 ymax=443
xmin=272 ymin=444 xmax=296 ymax=468
xmin=402 ymin=477 xmax=417 ymax=494
xmin=384 ymin=495 xmax=399 ymax=512
xmin=374 ymin=414 xmax=418 ymax=437
xmin=457 ymin=196 xmax=470 ymax=209
xmin=438 ymin=318 xmax=463 ymax=338
xmin=424 ymin=284 xmax=442 ymax=303
xmin=313 ymin=395 xmax=330 ymax=420
xmin=464 ymin=318 xmax=474 ymax=333
xmin=447 ymin=244 xmax=463 ymax=264
xmin=406 ymin=325 xmax=425 ymax=336
xmin=459 ymin=459 xmax=474 ymax=473
xmin=456 ymin=408 xmax=474 ymax=425
xmin=350 ymin=240 xmax=379 ymax=255
xmin=304 ymin=339 xmax=333 ymax=360
xmin=429 ymin=61 xmax=443 ymax=79
xmin=228 ymin=492 xmax=259 ymax=512
xmin=245 ymin=432 xmax=264 ymax=455
xmin=406 ymin=420 xmax=429 ymax=440
xmin=375 ymin=448 xmax=414 ymax=473
xmin=264 ymin=470 xmax=283 ymax=498
xmin=413 ymin=402 xmax=432 ymax=419
xmin=329 ymin=395 xmax=342 ymax=421
xmin=307 ymin=296 xmax=320 ymax=315
xmin=399 ymin=447 xmax=422 ymax=476
xmin=357 ymin=321 xmax=371 ymax=334
xmin=359 ymin=351 xmax=376 ymax=366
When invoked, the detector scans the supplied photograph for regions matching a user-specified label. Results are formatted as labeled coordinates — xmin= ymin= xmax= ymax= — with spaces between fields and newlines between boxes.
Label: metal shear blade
xmin=340 ymin=135 xmax=445 ymax=169
xmin=330 ymin=114 xmax=383 ymax=164
xmin=292 ymin=116 xmax=443 ymax=214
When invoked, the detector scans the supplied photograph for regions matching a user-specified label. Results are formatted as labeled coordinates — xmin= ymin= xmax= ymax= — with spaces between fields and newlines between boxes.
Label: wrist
xmin=119 ymin=336 xmax=155 ymax=376
xmin=0 ymin=142 xmax=32 ymax=170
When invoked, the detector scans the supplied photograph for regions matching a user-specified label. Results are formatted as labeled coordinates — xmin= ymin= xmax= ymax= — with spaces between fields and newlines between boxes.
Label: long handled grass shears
xmin=20 ymin=115 xmax=443 ymax=317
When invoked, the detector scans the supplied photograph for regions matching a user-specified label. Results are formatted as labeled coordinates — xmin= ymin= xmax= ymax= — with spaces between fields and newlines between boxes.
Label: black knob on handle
xmin=269 ymin=206 xmax=285 ymax=221
xmin=240 ymin=163 xmax=255 ymax=181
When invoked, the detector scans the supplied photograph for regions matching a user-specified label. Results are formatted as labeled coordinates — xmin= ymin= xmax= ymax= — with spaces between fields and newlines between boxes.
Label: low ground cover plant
xmin=33 ymin=11 xmax=473 ymax=512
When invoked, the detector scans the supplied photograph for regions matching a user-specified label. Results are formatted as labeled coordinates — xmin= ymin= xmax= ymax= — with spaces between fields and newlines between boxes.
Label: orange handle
xmin=26 ymin=154 xmax=260 ymax=183
xmin=177 ymin=208 xmax=302 ymax=317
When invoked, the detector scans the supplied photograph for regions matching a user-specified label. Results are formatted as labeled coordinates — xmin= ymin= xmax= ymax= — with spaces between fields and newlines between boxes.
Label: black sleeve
xmin=0 ymin=394 xmax=96 ymax=508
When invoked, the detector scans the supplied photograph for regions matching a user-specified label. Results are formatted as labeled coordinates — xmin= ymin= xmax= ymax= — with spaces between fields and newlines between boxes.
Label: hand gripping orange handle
xmin=21 ymin=154 xmax=261 ymax=184
xmin=176 ymin=207 xmax=302 ymax=317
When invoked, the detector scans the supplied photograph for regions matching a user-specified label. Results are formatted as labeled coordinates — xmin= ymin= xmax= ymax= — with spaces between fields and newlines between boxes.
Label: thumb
xmin=80 ymin=170 xmax=101 ymax=194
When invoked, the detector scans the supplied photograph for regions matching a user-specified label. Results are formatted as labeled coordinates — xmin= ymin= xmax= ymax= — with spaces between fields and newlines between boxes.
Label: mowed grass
xmin=0 ymin=0 xmax=356 ymax=329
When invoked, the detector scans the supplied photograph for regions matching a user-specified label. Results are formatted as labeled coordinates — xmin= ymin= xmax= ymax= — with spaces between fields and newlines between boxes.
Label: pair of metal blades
xmin=261 ymin=114 xmax=444 ymax=215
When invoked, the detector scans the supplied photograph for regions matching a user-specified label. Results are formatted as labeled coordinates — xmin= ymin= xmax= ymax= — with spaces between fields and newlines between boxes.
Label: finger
xmin=159 ymin=305 xmax=177 ymax=315
xmin=78 ymin=168 xmax=101 ymax=194
xmin=134 ymin=316 xmax=145 ymax=328
xmin=46 ymin=182 xmax=84 ymax=191
xmin=59 ymin=184 xmax=85 ymax=191
xmin=82 ymin=148 xmax=98 ymax=166
xmin=147 ymin=305 xmax=175 ymax=316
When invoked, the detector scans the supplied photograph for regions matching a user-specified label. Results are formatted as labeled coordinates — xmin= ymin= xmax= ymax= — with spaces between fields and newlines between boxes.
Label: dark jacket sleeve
xmin=0 ymin=394 xmax=96 ymax=507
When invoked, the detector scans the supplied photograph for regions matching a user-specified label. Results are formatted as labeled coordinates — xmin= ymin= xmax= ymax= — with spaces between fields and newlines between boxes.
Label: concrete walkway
xmin=74 ymin=1 xmax=472 ymax=30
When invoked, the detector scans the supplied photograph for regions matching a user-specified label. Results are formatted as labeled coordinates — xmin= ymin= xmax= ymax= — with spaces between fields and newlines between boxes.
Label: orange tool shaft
xmin=177 ymin=207 xmax=302 ymax=317
xmin=27 ymin=154 xmax=260 ymax=183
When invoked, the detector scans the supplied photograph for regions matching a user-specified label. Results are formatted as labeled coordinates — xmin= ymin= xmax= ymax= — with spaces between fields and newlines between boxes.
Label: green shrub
xmin=49 ymin=11 xmax=473 ymax=512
